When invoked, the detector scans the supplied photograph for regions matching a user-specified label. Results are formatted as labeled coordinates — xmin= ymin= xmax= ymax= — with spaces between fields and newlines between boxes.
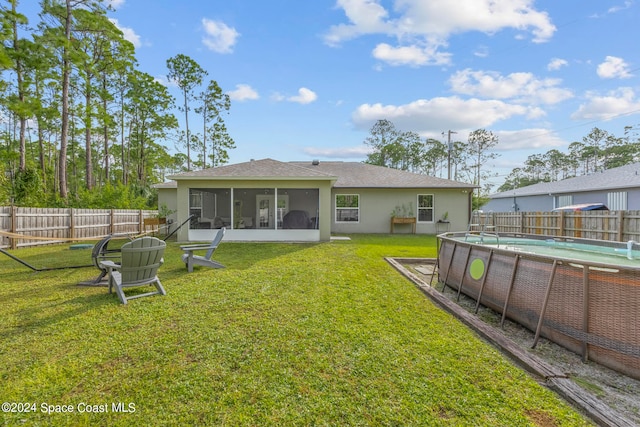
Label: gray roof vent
xmin=312 ymin=159 xmax=320 ymax=166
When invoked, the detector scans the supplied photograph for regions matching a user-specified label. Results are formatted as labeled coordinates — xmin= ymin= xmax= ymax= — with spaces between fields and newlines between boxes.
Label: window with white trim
xmin=417 ymin=194 xmax=434 ymax=222
xmin=335 ymin=194 xmax=359 ymax=222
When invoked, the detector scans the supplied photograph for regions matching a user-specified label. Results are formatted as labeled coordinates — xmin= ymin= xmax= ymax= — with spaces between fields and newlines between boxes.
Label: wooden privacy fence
xmin=0 ymin=206 xmax=159 ymax=249
xmin=476 ymin=210 xmax=640 ymax=242
xmin=4 ymin=207 xmax=640 ymax=249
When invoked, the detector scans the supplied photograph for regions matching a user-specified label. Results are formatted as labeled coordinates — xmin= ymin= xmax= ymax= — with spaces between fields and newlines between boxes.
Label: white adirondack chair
xmin=180 ymin=228 xmax=225 ymax=272
xmin=99 ymin=236 xmax=166 ymax=304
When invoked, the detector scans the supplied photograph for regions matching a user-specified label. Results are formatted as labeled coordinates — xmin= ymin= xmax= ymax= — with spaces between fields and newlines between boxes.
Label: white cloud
xmin=473 ymin=45 xmax=489 ymax=58
xmin=270 ymin=92 xmax=285 ymax=102
xmin=597 ymin=56 xmax=633 ymax=79
xmin=154 ymin=75 xmax=171 ymax=87
xmin=608 ymin=1 xmax=633 ymax=14
xmin=110 ymin=18 xmax=141 ymax=48
xmin=325 ymin=0 xmax=556 ymax=66
xmin=591 ymin=2 xmax=632 ymax=18
xmin=324 ymin=0 xmax=393 ymax=46
xmin=287 ymin=88 xmax=318 ymax=104
xmin=571 ymin=87 xmax=640 ymax=121
xmin=449 ymin=69 xmax=573 ymax=105
xmin=351 ymin=96 xmax=543 ymax=132
xmin=227 ymin=84 xmax=259 ymax=101
xmin=372 ymin=41 xmax=451 ymax=66
xmin=201 ymin=18 xmax=240 ymax=54
xmin=547 ymin=58 xmax=568 ymax=71
xmin=394 ymin=0 xmax=555 ymax=42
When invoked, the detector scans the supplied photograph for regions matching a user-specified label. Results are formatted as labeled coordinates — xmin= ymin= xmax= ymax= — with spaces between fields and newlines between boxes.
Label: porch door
xmin=256 ymin=195 xmax=274 ymax=228
xmin=276 ymin=194 xmax=289 ymax=228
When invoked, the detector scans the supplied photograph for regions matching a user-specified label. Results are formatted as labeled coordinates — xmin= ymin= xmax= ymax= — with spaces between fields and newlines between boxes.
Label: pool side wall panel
xmin=438 ymin=233 xmax=640 ymax=380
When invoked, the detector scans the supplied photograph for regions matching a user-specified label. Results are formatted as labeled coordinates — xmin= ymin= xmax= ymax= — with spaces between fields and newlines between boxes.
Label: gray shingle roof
xmin=289 ymin=161 xmax=475 ymax=188
xmin=490 ymin=162 xmax=640 ymax=198
xmin=164 ymin=158 xmax=475 ymax=189
xmin=154 ymin=181 xmax=177 ymax=189
xmin=167 ymin=158 xmax=335 ymax=180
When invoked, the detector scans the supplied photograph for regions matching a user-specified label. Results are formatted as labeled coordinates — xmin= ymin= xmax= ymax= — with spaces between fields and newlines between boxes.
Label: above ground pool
xmin=437 ymin=231 xmax=640 ymax=380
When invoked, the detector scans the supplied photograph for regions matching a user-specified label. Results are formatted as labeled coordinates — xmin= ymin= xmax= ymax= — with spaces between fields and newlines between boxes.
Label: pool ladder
xmin=465 ymin=210 xmax=497 ymax=243
xmin=613 ymin=240 xmax=638 ymax=260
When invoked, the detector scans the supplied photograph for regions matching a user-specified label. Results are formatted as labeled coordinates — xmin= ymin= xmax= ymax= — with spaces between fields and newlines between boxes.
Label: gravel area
xmin=405 ymin=262 xmax=640 ymax=426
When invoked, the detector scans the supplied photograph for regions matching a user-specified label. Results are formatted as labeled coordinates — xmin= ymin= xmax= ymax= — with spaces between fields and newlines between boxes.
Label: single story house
xmin=483 ymin=162 xmax=640 ymax=212
xmin=157 ymin=158 xmax=476 ymax=242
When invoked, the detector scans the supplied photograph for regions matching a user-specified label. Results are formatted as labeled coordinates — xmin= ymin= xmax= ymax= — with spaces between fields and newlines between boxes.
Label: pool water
xmin=463 ymin=236 xmax=640 ymax=268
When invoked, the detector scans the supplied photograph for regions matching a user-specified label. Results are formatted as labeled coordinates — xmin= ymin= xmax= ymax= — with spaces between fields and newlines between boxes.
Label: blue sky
xmin=25 ymin=1 xmax=640 ymax=186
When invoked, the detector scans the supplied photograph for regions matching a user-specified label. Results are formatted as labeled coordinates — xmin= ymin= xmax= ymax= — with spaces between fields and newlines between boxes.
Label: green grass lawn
xmin=0 ymin=235 xmax=591 ymax=426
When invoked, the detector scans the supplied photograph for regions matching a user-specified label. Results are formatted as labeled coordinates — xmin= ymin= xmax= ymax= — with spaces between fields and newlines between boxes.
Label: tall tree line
xmin=497 ymin=127 xmax=640 ymax=192
xmin=0 ymin=0 xmax=234 ymax=208
xmin=363 ymin=120 xmax=640 ymax=203
xmin=363 ymin=119 xmax=499 ymax=200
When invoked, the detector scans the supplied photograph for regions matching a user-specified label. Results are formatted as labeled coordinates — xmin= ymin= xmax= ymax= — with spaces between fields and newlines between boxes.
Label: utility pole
xmin=442 ymin=130 xmax=457 ymax=180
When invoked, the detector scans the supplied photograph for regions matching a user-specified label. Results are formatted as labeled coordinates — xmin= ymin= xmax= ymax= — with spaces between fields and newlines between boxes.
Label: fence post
xmin=69 ymin=208 xmax=75 ymax=240
xmin=558 ymin=211 xmax=565 ymax=237
xmin=139 ymin=209 xmax=144 ymax=234
xmin=617 ymin=210 xmax=625 ymax=242
xmin=110 ymin=209 xmax=115 ymax=235
xmin=519 ymin=211 xmax=524 ymax=234
xmin=10 ymin=205 xmax=17 ymax=250
xmin=575 ymin=211 xmax=582 ymax=238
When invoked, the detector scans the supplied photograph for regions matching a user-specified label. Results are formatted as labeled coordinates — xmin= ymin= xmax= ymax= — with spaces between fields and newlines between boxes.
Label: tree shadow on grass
xmin=1 ymin=241 xmax=323 ymax=332
xmin=2 ymin=240 xmax=323 ymax=280
xmin=0 ymin=245 xmax=95 ymax=272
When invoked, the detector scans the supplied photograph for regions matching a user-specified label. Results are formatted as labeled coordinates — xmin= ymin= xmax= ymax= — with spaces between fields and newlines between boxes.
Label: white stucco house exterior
xmin=156 ymin=158 xmax=476 ymax=242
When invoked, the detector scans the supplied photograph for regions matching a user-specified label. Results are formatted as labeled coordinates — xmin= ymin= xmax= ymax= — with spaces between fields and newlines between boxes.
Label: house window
xmin=608 ymin=191 xmax=627 ymax=210
xmin=417 ymin=194 xmax=434 ymax=222
xmin=335 ymin=194 xmax=359 ymax=222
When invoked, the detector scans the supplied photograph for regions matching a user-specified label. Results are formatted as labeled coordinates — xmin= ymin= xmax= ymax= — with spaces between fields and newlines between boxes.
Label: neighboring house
xmin=483 ymin=162 xmax=640 ymax=212
xmin=157 ymin=158 xmax=476 ymax=242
